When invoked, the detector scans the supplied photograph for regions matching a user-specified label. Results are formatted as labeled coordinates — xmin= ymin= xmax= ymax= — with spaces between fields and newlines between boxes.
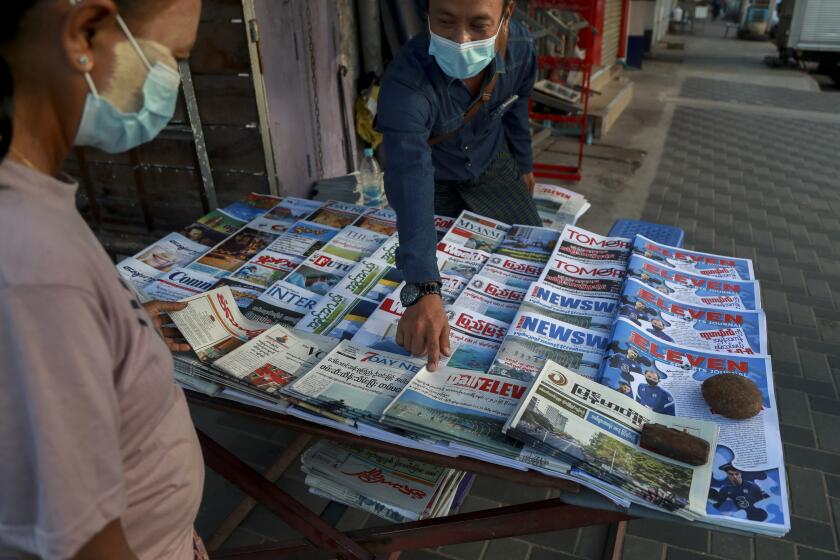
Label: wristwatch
xmin=400 ymin=281 xmax=442 ymax=307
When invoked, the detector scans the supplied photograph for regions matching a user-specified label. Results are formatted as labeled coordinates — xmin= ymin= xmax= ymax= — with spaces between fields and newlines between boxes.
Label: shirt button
xmin=466 ymin=162 xmax=472 ymax=168
xmin=464 ymin=145 xmax=470 ymax=151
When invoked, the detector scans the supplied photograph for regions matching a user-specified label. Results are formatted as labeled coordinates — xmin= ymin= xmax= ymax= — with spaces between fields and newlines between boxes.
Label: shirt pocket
xmin=430 ymin=113 xmax=463 ymax=137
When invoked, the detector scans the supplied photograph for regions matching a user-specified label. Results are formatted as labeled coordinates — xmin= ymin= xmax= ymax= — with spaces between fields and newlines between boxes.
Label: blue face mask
xmin=428 ymin=17 xmax=505 ymax=80
xmin=74 ymin=15 xmax=180 ymax=153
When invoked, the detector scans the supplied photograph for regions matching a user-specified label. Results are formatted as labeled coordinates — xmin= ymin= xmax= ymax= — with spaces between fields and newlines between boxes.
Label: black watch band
xmin=400 ymin=281 xmax=442 ymax=307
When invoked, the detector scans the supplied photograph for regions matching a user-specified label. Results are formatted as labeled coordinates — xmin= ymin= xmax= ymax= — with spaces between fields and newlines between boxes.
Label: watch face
xmin=400 ymin=283 xmax=421 ymax=307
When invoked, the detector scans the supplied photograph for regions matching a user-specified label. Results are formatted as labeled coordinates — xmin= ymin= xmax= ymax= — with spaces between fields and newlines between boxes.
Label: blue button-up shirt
xmin=377 ymin=20 xmax=537 ymax=284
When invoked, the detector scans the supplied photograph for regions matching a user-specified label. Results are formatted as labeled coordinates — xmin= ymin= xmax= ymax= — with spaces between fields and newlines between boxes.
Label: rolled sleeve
xmin=503 ymin=46 xmax=537 ymax=175
xmin=378 ymin=79 xmax=441 ymax=284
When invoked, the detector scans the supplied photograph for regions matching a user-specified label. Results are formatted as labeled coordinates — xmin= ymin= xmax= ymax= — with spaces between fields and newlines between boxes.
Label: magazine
xmin=282 ymin=341 xmax=421 ymax=423
xmin=633 ymin=235 xmax=755 ymax=281
xmin=214 ymin=278 xmax=264 ymax=309
xmin=489 ymin=304 xmax=610 ymax=381
xmin=133 ymin=232 xmax=209 ymax=273
xmin=320 ymin=226 xmax=388 ymax=262
xmin=538 ymin=254 xmax=626 ymax=300
xmin=259 ymin=197 xmax=324 ymax=231
xmin=268 ymin=220 xmax=340 ymax=258
xmin=228 ymin=249 xmax=303 ymax=288
xmin=212 ymin=324 xmax=338 ymax=397
xmin=441 ymin=210 xmax=511 ymax=253
xmin=494 ymin=225 xmax=560 ymax=264
xmin=332 ymin=258 xmax=403 ymax=303
xmin=504 ymin=361 xmax=718 ymax=517
xmin=478 ymin=254 xmax=544 ymax=290
xmin=143 ymin=267 xmax=218 ymax=301
xmin=221 ymin=193 xmax=282 ymax=222
xmin=600 ymin=319 xmax=788 ymax=534
xmin=627 ymin=254 xmax=761 ymax=311
xmin=117 ymin=257 xmax=161 ymax=296
xmin=382 ymin=366 xmax=530 ymax=458
xmin=554 ymin=225 xmax=632 ymax=266
xmin=196 ymin=208 xmax=248 ymax=234
xmin=532 ymin=183 xmax=590 ymax=228
xmin=189 ymin=228 xmax=278 ymax=277
xmin=524 ymin=281 xmax=619 ymax=333
xmin=353 ymin=208 xmax=398 ymax=236
xmin=285 ymin=251 xmax=357 ymax=296
xmin=452 ymin=275 xmax=525 ymax=324
xmin=245 ymin=280 xmax=321 ymax=326
xmin=434 ymin=215 xmax=456 ymax=241
xmin=307 ymin=200 xmax=368 ymax=229
xmin=350 ymin=294 xmax=407 ymax=356
xmin=296 ymin=290 xmax=379 ymax=340
xmin=169 ymin=287 xmax=268 ymax=363
xmin=182 ymin=209 xmax=246 ymax=246
xmin=369 ymin=234 xmax=399 ymax=266
xmin=620 ymin=278 xmax=767 ymax=355
xmin=445 ymin=307 xmax=507 ymax=372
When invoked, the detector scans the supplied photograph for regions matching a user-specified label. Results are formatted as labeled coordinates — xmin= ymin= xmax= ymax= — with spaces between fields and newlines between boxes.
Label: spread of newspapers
xmin=119 ymin=191 xmax=787 ymax=536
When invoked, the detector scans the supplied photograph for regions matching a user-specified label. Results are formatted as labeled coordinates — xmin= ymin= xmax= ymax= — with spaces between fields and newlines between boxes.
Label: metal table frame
xmin=188 ymin=392 xmax=633 ymax=560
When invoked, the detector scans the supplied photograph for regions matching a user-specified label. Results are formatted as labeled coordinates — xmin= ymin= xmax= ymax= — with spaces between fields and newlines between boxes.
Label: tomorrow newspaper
xmin=504 ymin=361 xmax=718 ymax=518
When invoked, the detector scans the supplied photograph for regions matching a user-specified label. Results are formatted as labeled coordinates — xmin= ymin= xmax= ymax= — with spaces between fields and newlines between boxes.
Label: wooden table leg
xmin=603 ymin=520 xmax=628 ymax=560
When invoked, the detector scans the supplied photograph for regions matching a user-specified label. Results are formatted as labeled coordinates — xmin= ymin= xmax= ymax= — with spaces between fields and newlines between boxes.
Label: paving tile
xmin=774 ymin=375 xmax=835 ymax=397
xmin=809 ymin=395 xmax=840 ymax=418
xmin=818 ymin=318 xmax=840 ymax=345
xmin=788 ymin=466 xmax=831 ymax=522
xmin=664 ymin=548 xmax=717 ymax=560
xmin=813 ymin=413 xmax=840 ymax=453
xmin=523 ymin=530 xmax=579 ymax=552
xmin=627 ymin=520 xmax=708 ymax=552
xmin=754 ymin=536 xmax=796 ymax=560
xmin=828 ymin=475 xmax=840 ymax=499
xmin=526 ymin=548 xmax=580 ymax=560
xmin=482 ymin=537 xmax=530 ymax=560
xmin=781 ymin=424 xmax=817 ymax=448
xmin=797 ymin=547 xmax=840 ymax=560
xmin=785 ymin=444 xmax=840 ymax=472
xmin=799 ymin=349 xmax=833 ymax=382
xmin=783 ymin=516 xmax=837 ymax=550
xmin=709 ymin=531 xmax=752 ymax=559
xmin=438 ymin=540 xmax=487 ymax=560
xmin=400 ymin=549 xmax=456 ymax=560
xmin=777 ymin=388 xmax=814 ymax=428
xmin=621 ymin=535 xmax=665 ymax=560
xmin=574 ymin=524 xmax=609 ymax=559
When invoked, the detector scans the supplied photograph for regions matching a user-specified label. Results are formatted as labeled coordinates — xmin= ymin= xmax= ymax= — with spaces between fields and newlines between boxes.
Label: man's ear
xmin=61 ymin=0 xmax=118 ymax=73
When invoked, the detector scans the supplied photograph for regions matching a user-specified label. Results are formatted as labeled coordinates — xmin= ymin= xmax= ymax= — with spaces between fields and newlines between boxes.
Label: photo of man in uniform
xmin=712 ymin=465 xmax=770 ymax=522
xmin=646 ymin=317 xmax=675 ymax=342
xmin=636 ymin=369 xmax=675 ymax=416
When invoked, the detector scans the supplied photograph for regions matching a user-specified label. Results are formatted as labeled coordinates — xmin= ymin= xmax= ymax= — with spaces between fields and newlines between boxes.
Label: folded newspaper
xmin=523 ymin=281 xmax=619 ymax=333
xmin=452 ymin=274 xmax=526 ymax=324
xmin=538 ymin=254 xmax=626 ymax=300
xmin=632 ymin=235 xmax=755 ymax=281
xmin=504 ymin=361 xmax=719 ymax=518
xmin=532 ymin=183 xmax=590 ymax=228
xmin=441 ymin=210 xmax=511 ymax=253
xmin=553 ymin=225 xmax=632 ymax=266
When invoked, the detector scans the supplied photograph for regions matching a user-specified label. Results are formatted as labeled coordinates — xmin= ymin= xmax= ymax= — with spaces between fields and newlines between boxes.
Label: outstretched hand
xmin=396 ymin=295 xmax=451 ymax=372
xmin=142 ymin=300 xmax=191 ymax=352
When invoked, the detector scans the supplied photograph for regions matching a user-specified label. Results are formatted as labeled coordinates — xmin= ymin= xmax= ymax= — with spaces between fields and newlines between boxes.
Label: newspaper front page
xmin=214 ymin=278 xmax=265 ymax=309
xmin=189 ymin=228 xmax=278 ymax=278
xmin=445 ymin=307 xmax=508 ymax=372
xmin=169 ymin=287 xmax=268 ymax=362
xmin=307 ymin=200 xmax=368 ymax=229
xmin=282 ymin=341 xmax=422 ymax=423
xmin=532 ymin=183 xmax=590 ymax=228
xmin=490 ymin=304 xmax=611 ymax=381
xmin=117 ymin=257 xmax=161 ymax=297
xmin=505 ymin=361 xmax=718 ymax=517
xmin=478 ymin=254 xmax=544 ymax=290
xmin=133 ymin=232 xmax=209 ymax=273
xmin=633 ymin=235 xmax=755 ymax=281
xmin=296 ymin=290 xmax=379 ymax=340
xmin=144 ymin=267 xmax=218 ymax=302
xmin=493 ymin=225 xmax=559 ymax=264
xmin=436 ymin=242 xmax=491 ymax=281
xmin=321 ymin=226 xmax=388 ymax=262
xmin=268 ymin=220 xmax=340 ymax=257
xmin=350 ymin=292 xmax=407 ymax=356
xmin=452 ymin=275 xmax=526 ymax=324
xmin=441 ymin=210 xmax=511 ymax=253
xmin=285 ymin=251 xmax=357 ymax=296
xmin=228 ymin=249 xmax=303 ymax=288
xmin=621 ymin=278 xmax=767 ymax=355
xmin=554 ymin=225 xmax=632 ymax=266
xmin=538 ymin=254 xmax=627 ymax=300
xmin=627 ymin=254 xmax=762 ymax=311
xmin=245 ymin=280 xmax=321 ymax=326
xmin=523 ymin=281 xmax=619 ymax=333
xmin=332 ymin=258 xmax=403 ymax=303
xmin=600 ymin=319 xmax=788 ymax=534
xmin=262 ymin=197 xmax=324 ymax=230
xmin=353 ymin=208 xmax=399 ymax=237
xmin=370 ymin=234 xmax=399 ymax=266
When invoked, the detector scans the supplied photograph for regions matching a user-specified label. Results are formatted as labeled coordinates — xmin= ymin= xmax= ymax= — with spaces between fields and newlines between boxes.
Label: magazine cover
xmin=229 ymin=249 xmax=303 ymax=288
xmin=494 ymin=225 xmax=560 ymax=264
xmin=524 ymin=281 xmax=619 ymax=333
xmin=213 ymin=278 xmax=264 ymax=309
xmin=600 ymin=319 xmax=789 ymax=535
xmin=117 ymin=257 xmax=161 ymax=295
xmin=285 ymin=251 xmax=357 ymax=296
xmin=221 ymin=193 xmax=282 ymax=222
xmin=321 ymin=226 xmax=388 ymax=262
xmin=245 ymin=280 xmax=321 ymax=326
xmin=307 ymin=200 xmax=368 ymax=229
xmin=478 ymin=254 xmax=544 ymax=290
xmin=627 ymin=254 xmax=762 ymax=311
xmin=282 ymin=341 xmax=422 ymax=423
xmin=370 ymin=234 xmax=399 ymax=266
xmin=445 ymin=307 xmax=507 ymax=372
xmin=434 ymin=215 xmax=456 ymax=241
xmin=213 ymin=324 xmax=338 ymax=395
xmin=133 ymin=232 xmax=209 ymax=273
xmin=553 ymin=225 xmax=632 ymax=266
xmin=350 ymin=293 xmax=407 ymax=356
xmin=441 ymin=210 xmax=511 ymax=253
xmin=452 ymin=275 xmax=525 ymax=324
xmin=263 ymin=197 xmax=324 ymax=230
xmin=620 ymin=278 xmax=767 ymax=355
xmin=170 ymin=287 xmax=268 ymax=363
xmin=144 ymin=267 xmax=218 ymax=302
xmin=332 ymin=258 xmax=403 ymax=302
xmin=505 ymin=361 xmax=718 ymax=517
xmin=382 ymin=367 xmax=530 ymax=458
xmin=633 ymin=235 xmax=755 ymax=281
xmin=297 ymin=290 xmax=379 ymax=340
xmin=538 ymin=254 xmax=626 ymax=300
xmin=182 ymin=209 xmax=247 ymax=246
xmin=353 ymin=207 xmax=398 ymax=236
xmin=532 ymin=183 xmax=590 ymax=228
xmin=190 ymin=228 xmax=278 ymax=277
xmin=268 ymin=220 xmax=341 ymax=257
xmin=489 ymin=304 xmax=611 ymax=381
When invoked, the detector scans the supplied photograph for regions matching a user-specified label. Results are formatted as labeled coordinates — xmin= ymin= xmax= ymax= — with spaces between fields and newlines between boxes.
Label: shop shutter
xmin=601 ymin=0 xmax=624 ymax=65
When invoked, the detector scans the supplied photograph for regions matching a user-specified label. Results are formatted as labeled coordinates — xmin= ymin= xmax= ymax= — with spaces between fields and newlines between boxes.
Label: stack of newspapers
xmin=117 ymin=190 xmax=788 ymax=537
xmin=301 ymin=440 xmax=471 ymax=523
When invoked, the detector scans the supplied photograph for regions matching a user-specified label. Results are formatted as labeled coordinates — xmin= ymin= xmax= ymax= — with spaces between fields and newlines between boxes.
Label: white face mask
xmin=428 ymin=16 xmax=505 ymax=80
xmin=73 ymin=14 xmax=181 ymax=153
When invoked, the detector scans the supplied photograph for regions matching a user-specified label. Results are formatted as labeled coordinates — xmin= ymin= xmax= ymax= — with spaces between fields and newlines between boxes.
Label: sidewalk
xmin=191 ymin=20 xmax=840 ymax=560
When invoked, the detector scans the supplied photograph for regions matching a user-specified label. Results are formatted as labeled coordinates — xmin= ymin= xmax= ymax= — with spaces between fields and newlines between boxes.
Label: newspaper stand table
xmin=187 ymin=391 xmax=634 ymax=560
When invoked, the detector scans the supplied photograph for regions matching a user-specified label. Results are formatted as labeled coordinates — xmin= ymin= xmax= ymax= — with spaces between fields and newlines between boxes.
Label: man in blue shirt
xmin=377 ymin=0 xmax=541 ymax=370
xmin=636 ymin=369 xmax=675 ymax=416
xmin=713 ymin=465 xmax=769 ymax=521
